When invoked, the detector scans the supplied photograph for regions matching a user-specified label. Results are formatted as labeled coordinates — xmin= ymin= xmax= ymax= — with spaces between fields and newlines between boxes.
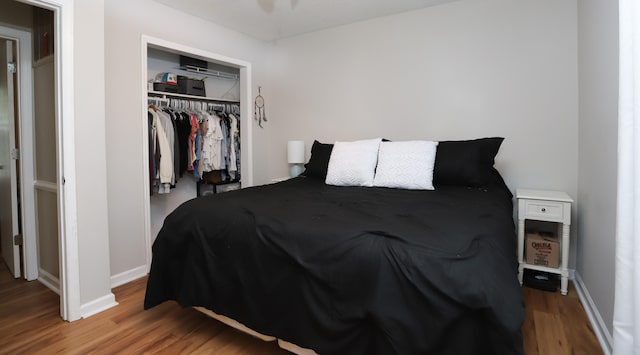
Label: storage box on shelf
xmin=525 ymin=232 xmax=560 ymax=268
xmin=177 ymin=76 xmax=206 ymax=97
xmin=153 ymin=82 xmax=179 ymax=94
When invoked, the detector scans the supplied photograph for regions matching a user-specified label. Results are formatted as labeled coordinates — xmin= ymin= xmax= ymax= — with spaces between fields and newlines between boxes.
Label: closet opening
xmin=141 ymin=36 xmax=253 ymax=272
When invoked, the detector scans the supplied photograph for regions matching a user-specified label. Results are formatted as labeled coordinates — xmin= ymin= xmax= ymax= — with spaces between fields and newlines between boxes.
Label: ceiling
xmin=153 ymin=0 xmax=458 ymax=42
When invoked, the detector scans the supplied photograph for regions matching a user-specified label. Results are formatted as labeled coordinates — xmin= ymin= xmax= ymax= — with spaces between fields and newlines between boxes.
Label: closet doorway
xmin=0 ymin=0 xmax=80 ymax=321
xmin=141 ymin=36 xmax=254 ymax=272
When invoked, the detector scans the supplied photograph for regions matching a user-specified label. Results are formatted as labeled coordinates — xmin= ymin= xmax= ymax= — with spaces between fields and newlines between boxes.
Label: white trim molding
xmin=38 ymin=268 xmax=60 ymax=295
xmin=34 ymin=180 xmax=58 ymax=192
xmin=110 ymin=265 xmax=147 ymax=288
xmin=80 ymin=293 xmax=118 ymax=319
xmin=55 ymin=0 xmax=81 ymax=323
xmin=574 ymin=272 xmax=613 ymax=355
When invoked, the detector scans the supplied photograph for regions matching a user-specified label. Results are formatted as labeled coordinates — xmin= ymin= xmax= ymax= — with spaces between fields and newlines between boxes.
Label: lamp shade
xmin=287 ymin=140 xmax=306 ymax=164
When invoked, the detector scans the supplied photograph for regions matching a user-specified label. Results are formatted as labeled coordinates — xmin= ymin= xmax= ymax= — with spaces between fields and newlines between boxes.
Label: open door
xmin=32 ymin=50 xmax=59 ymax=290
xmin=0 ymin=39 xmax=20 ymax=278
xmin=0 ymin=0 xmax=80 ymax=321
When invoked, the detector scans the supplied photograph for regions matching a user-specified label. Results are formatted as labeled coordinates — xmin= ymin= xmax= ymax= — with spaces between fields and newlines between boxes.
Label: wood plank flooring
xmin=0 ymin=261 xmax=603 ymax=354
xmin=522 ymin=283 xmax=603 ymax=355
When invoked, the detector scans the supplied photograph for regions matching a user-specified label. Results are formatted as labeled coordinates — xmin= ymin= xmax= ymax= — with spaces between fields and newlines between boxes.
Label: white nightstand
xmin=516 ymin=189 xmax=573 ymax=295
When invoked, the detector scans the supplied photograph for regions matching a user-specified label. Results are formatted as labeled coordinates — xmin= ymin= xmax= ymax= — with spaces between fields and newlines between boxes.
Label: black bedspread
xmin=144 ymin=177 xmax=525 ymax=354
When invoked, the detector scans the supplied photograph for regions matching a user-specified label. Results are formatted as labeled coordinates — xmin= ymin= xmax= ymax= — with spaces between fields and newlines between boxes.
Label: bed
xmin=144 ymin=138 xmax=525 ymax=354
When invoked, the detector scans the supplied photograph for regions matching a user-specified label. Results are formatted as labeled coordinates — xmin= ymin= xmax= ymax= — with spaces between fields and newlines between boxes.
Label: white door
xmin=0 ymin=39 xmax=20 ymax=278
xmin=32 ymin=54 xmax=59 ymax=289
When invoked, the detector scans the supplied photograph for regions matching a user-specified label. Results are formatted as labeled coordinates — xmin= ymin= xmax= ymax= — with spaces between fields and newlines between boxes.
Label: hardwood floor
xmin=521 ymin=283 xmax=603 ymax=355
xmin=0 ymin=261 xmax=603 ymax=354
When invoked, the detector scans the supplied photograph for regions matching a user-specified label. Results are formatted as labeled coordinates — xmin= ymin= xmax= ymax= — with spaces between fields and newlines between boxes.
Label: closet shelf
xmin=148 ymin=90 xmax=240 ymax=104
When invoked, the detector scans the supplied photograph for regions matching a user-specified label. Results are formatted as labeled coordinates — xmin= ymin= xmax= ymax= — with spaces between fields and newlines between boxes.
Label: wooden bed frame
xmin=194 ymin=307 xmax=318 ymax=355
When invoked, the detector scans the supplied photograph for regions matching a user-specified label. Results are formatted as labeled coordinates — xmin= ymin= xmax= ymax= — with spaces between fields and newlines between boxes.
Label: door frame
xmin=140 ymin=36 xmax=253 ymax=272
xmin=19 ymin=0 xmax=80 ymax=321
xmin=0 ymin=24 xmax=37 ymax=281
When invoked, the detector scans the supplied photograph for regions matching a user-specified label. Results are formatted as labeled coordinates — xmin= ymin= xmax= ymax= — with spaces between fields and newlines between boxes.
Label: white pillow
xmin=325 ymin=138 xmax=382 ymax=187
xmin=373 ymin=140 xmax=439 ymax=190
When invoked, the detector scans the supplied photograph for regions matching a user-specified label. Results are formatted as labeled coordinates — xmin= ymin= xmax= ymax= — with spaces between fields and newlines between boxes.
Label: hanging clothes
xmin=228 ymin=113 xmax=239 ymax=179
xmin=148 ymin=110 xmax=157 ymax=195
xmin=147 ymin=96 xmax=241 ymax=194
xmin=199 ymin=112 xmax=224 ymax=174
xmin=148 ymin=107 xmax=173 ymax=193
xmin=188 ymin=113 xmax=198 ymax=172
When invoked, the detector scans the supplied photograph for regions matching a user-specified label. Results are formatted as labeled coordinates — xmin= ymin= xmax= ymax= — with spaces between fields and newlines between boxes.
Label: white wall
xmin=269 ymin=0 xmax=578 ymax=191
xmin=104 ymin=0 xmax=273 ymax=280
xmin=268 ymin=0 xmax=579 ymax=260
xmin=73 ymin=0 xmax=114 ymax=307
xmin=577 ymin=0 xmax=618 ymax=349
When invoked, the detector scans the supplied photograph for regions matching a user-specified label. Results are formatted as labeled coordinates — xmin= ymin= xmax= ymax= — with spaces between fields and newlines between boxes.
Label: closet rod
xmin=180 ymin=65 xmax=238 ymax=80
xmin=148 ymin=90 xmax=240 ymax=104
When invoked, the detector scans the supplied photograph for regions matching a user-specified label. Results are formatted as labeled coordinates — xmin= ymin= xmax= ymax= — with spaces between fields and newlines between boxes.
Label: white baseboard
xmin=38 ymin=268 xmax=60 ymax=295
xmin=83 ymin=265 xmax=147 ymax=318
xmin=110 ymin=265 xmax=148 ymax=288
xmin=81 ymin=293 xmax=118 ymax=318
xmin=573 ymin=272 xmax=612 ymax=355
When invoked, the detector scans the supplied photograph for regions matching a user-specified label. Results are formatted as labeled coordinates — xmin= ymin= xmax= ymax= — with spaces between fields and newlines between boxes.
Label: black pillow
xmin=301 ymin=140 xmax=334 ymax=179
xmin=433 ymin=137 xmax=504 ymax=187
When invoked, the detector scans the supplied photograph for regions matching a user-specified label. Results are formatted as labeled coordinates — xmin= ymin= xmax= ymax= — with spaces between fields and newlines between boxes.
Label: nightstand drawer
xmin=523 ymin=200 xmax=564 ymax=221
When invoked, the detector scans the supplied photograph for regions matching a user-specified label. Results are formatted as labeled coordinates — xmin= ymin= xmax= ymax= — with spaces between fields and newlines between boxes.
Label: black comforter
xmin=144 ymin=177 xmax=525 ymax=354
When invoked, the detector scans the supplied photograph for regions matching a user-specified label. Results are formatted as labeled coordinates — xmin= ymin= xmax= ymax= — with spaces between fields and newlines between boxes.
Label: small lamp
xmin=287 ymin=140 xmax=305 ymax=177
